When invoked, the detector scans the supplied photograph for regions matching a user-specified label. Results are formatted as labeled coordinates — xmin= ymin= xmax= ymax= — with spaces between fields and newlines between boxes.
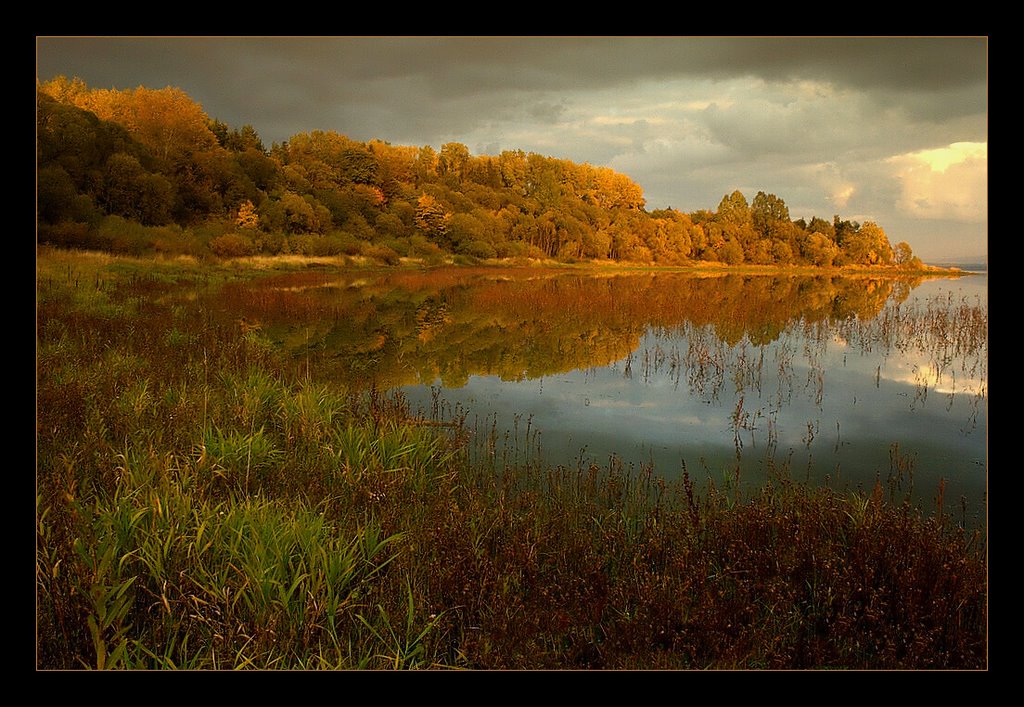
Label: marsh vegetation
xmin=36 ymin=250 xmax=987 ymax=669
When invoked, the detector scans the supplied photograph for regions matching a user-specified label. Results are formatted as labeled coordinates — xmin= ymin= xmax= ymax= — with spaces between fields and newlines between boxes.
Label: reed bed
xmin=36 ymin=251 xmax=987 ymax=669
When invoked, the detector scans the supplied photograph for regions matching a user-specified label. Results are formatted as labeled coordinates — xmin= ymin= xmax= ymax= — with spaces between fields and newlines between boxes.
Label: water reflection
xmin=219 ymin=268 xmax=925 ymax=386
xmin=215 ymin=267 xmax=987 ymax=524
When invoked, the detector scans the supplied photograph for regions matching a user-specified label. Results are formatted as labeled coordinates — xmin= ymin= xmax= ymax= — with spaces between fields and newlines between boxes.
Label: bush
xmin=284 ymin=234 xmax=318 ymax=256
xmin=364 ymin=244 xmax=401 ymax=266
xmin=326 ymin=231 xmax=363 ymax=256
xmin=496 ymin=240 xmax=530 ymax=259
xmin=208 ymin=233 xmax=256 ymax=258
xmin=94 ymin=215 xmax=150 ymax=256
xmin=253 ymin=231 xmax=286 ymax=255
xmin=409 ymin=235 xmax=445 ymax=260
xmin=150 ymin=225 xmax=203 ymax=257
xmin=461 ymin=239 xmax=497 ymax=260
xmin=191 ymin=219 xmax=233 ymax=243
xmin=38 ymin=221 xmax=91 ymax=249
xmin=377 ymin=237 xmax=411 ymax=258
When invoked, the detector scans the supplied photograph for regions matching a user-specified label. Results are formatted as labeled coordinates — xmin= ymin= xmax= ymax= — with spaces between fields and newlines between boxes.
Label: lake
xmin=222 ymin=267 xmax=988 ymax=526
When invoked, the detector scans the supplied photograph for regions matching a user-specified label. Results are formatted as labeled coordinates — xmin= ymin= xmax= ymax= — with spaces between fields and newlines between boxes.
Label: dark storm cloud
xmin=690 ymin=37 xmax=986 ymax=91
xmin=363 ymin=36 xmax=987 ymax=99
xmin=38 ymin=37 xmax=987 ymax=130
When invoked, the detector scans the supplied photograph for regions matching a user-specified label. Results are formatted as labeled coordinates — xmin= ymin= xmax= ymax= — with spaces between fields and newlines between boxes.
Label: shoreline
xmin=35 ymin=245 xmax=978 ymax=278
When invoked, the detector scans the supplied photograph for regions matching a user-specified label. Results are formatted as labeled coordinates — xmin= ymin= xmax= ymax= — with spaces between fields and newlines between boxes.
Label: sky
xmin=35 ymin=36 xmax=988 ymax=264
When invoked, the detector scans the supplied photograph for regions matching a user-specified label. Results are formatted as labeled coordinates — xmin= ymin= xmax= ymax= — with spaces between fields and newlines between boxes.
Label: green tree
xmin=375 ymin=212 xmax=409 ymax=240
xmin=260 ymin=191 xmax=330 ymax=234
xmin=751 ymin=191 xmax=790 ymax=241
xmin=101 ymin=152 xmax=173 ymax=225
xmin=37 ymin=165 xmax=96 ymax=224
xmin=336 ymin=146 xmax=379 ymax=185
xmin=716 ymin=190 xmax=751 ymax=225
xmin=37 ymin=89 xmax=144 ymax=200
xmin=235 ymin=148 xmax=279 ymax=192
xmin=438 ymin=142 xmax=471 ymax=184
xmin=498 ymin=150 xmax=529 ymax=194
xmin=370 ymin=140 xmax=418 ymax=198
xmin=283 ymin=131 xmax=379 ymax=188
xmin=224 ymin=124 xmax=266 ymax=153
xmin=833 ymin=215 xmax=860 ymax=248
xmin=415 ymin=146 xmax=439 ymax=184
xmin=808 ymin=216 xmax=835 ymax=240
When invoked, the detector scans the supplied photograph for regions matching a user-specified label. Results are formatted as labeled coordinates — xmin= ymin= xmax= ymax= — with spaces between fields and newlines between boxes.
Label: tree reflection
xmin=212 ymin=268 xmax=968 ymax=390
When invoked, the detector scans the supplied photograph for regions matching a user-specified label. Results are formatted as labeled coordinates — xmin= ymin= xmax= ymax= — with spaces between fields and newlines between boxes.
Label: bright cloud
xmin=831 ymin=185 xmax=856 ymax=209
xmin=882 ymin=360 xmax=987 ymax=398
xmin=887 ymin=142 xmax=987 ymax=222
xmin=910 ymin=142 xmax=988 ymax=171
xmin=803 ymin=162 xmax=859 ymax=212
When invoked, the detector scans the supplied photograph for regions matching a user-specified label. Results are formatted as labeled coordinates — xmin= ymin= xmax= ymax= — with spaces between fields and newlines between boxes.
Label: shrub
xmin=462 ymin=239 xmax=497 ymax=260
xmin=209 ymin=233 xmax=256 ymax=258
xmin=377 ymin=237 xmax=411 ymax=258
xmin=364 ymin=244 xmax=401 ymax=266
xmin=191 ymin=219 xmax=232 ymax=244
xmin=38 ymin=221 xmax=91 ymax=249
xmin=94 ymin=215 xmax=150 ymax=255
xmin=409 ymin=235 xmax=445 ymax=260
xmin=149 ymin=225 xmax=190 ymax=256
xmin=327 ymin=231 xmax=364 ymax=256
xmin=253 ymin=231 xmax=286 ymax=255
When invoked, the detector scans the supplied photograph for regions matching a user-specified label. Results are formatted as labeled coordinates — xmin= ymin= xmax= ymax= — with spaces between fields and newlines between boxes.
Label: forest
xmin=37 ymin=77 xmax=923 ymax=269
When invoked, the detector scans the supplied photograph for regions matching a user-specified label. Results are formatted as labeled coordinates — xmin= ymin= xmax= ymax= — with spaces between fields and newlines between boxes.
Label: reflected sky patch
xmin=401 ymin=273 xmax=987 ymax=520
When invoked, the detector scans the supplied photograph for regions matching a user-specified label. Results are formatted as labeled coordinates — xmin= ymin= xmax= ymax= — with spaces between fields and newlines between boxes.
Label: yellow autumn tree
xmin=236 ymin=200 xmax=259 ymax=230
xmin=51 ymin=82 xmax=218 ymax=165
xmin=415 ymin=193 xmax=450 ymax=244
xmin=589 ymin=166 xmax=646 ymax=210
xmin=844 ymin=222 xmax=894 ymax=266
xmin=37 ymin=75 xmax=89 ymax=105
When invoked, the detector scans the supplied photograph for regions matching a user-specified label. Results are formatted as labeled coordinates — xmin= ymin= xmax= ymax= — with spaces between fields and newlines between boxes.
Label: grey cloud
xmin=37 ymin=37 xmax=988 ymax=148
xmin=699 ymin=37 xmax=986 ymax=90
xmin=526 ymin=100 xmax=567 ymax=124
xmin=39 ymin=36 xmax=987 ymax=100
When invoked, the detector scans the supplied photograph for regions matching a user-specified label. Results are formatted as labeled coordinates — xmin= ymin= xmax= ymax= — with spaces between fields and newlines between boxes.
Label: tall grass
xmin=36 ymin=250 xmax=987 ymax=669
xmin=37 ymin=447 xmax=408 ymax=669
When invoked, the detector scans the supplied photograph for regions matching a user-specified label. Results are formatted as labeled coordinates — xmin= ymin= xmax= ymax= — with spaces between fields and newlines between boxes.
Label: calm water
xmin=222 ymin=267 xmax=988 ymax=523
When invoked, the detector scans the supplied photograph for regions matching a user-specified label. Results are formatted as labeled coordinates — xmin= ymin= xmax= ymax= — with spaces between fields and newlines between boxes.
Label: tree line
xmin=37 ymin=77 xmax=923 ymax=268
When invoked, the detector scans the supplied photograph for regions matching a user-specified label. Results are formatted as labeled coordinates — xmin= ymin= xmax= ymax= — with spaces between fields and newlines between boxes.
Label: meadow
xmin=36 ymin=249 xmax=987 ymax=669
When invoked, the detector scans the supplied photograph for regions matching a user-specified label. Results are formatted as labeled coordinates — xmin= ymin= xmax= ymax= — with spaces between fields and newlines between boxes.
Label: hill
xmin=38 ymin=76 xmax=926 ymax=270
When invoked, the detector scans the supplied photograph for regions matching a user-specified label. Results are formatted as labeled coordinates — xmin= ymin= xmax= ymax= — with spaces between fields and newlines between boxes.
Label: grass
xmin=36 ymin=249 xmax=987 ymax=669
